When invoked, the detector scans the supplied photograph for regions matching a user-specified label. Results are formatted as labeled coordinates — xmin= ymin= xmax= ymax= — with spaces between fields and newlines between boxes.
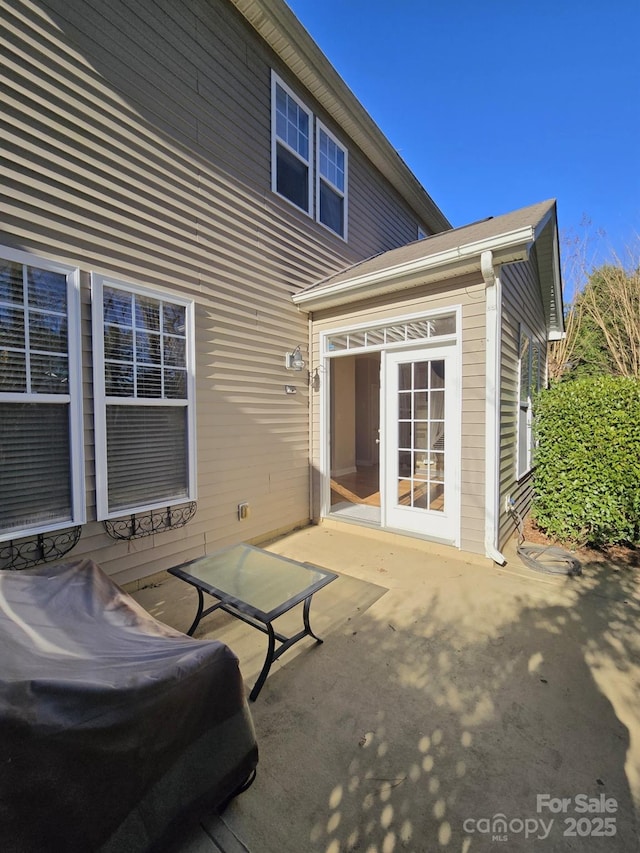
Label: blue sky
xmin=286 ymin=0 xmax=639 ymax=279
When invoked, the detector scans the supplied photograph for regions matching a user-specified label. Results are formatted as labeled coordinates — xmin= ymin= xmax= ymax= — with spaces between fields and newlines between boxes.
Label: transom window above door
xmin=325 ymin=312 xmax=456 ymax=354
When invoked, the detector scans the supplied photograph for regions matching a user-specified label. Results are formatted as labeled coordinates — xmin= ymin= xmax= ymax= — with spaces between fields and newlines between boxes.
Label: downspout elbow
xmin=487 ymin=543 xmax=507 ymax=566
xmin=481 ymin=249 xmax=495 ymax=289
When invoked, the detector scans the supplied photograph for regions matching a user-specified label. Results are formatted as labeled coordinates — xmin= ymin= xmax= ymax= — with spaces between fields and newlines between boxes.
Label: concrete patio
xmin=130 ymin=522 xmax=640 ymax=852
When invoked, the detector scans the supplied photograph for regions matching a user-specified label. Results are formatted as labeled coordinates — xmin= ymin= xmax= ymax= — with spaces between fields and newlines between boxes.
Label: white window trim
xmin=321 ymin=306 xmax=459 ymax=356
xmin=0 ymin=246 xmax=85 ymax=541
xmin=517 ymin=325 xmax=536 ymax=479
xmin=271 ymin=70 xmax=313 ymax=217
xmin=315 ymin=120 xmax=348 ymax=240
xmin=91 ymin=273 xmax=197 ymax=520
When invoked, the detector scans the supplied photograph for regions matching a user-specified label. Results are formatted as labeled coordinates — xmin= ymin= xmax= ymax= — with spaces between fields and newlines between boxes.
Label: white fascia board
xmin=294 ymin=226 xmax=535 ymax=310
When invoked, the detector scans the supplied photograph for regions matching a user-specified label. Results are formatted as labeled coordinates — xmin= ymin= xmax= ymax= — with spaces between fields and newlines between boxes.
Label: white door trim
xmin=318 ymin=306 xmax=462 ymax=545
xmin=381 ymin=343 xmax=461 ymax=545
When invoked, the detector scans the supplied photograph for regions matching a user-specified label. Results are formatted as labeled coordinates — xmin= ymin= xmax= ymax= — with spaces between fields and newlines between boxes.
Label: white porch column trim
xmin=481 ymin=250 xmax=507 ymax=565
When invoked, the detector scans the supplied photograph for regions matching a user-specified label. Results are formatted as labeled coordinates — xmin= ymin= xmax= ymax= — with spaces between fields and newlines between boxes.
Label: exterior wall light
xmin=285 ymin=345 xmax=306 ymax=370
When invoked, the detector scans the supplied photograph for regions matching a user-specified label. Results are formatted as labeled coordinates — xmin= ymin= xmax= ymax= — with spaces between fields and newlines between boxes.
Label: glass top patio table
xmin=168 ymin=544 xmax=338 ymax=700
xmin=169 ymin=543 xmax=337 ymax=623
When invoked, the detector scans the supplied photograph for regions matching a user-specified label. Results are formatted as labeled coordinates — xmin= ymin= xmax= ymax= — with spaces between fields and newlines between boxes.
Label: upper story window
xmin=317 ymin=123 xmax=348 ymax=238
xmin=271 ymin=71 xmax=349 ymax=239
xmin=272 ymin=73 xmax=313 ymax=215
xmin=0 ymin=248 xmax=85 ymax=541
xmin=92 ymin=274 xmax=196 ymax=520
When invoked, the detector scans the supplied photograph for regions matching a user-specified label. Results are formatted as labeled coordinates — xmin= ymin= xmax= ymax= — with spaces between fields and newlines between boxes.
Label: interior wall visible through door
xmin=330 ymin=353 xmax=381 ymax=523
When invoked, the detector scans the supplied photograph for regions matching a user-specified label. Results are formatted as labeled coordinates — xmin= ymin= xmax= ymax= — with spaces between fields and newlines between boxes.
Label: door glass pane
xmin=398 ymin=450 xmax=412 ymax=477
xmin=414 ymin=391 xmax=428 ymax=419
xmin=414 ymin=361 xmax=428 ymax=389
xmin=430 ymin=360 xmax=445 ymax=388
xmin=397 ymin=479 xmax=412 ymax=505
xmin=430 ymin=422 xmax=445 ymax=451
xmin=431 ymin=452 xmax=445 ymax=480
xmin=413 ymin=460 xmax=428 ymax=481
xmin=398 ymin=392 xmax=411 ymax=419
xmin=412 ymin=481 xmax=428 ymax=509
xmin=430 ymin=390 xmax=444 ymax=421
xmin=430 ymin=482 xmax=445 ymax=510
xmin=399 ymin=422 xmax=411 ymax=448
xmin=414 ymin=421 xmax=428 ymax=450
xmin=394 ymin=357 xmax=446 ymax=513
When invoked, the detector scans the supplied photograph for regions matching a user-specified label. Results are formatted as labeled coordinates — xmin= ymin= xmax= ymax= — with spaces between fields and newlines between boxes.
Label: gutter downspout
xmin=481 ymin=250 xmax=507 ymax=566
xmin=307 ymin=314 xmax=316 ymax=525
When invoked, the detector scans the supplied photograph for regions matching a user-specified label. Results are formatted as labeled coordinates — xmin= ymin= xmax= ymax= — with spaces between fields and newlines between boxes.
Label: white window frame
xmin=91 ymin=273 xmax=197 ymax=520
xmin=0 ymin=246 xmax=85 ymax=541
xmin=316 ymin=121 xmax=348 ymax=240
xmin=271 ymin=71 xmax=313 ymax=217
xmin=517 ymin=325 xmax=542 ymax=478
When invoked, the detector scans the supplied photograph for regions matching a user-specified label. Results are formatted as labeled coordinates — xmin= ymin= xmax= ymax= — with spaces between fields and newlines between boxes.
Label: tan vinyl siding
xmin=309 ymin=273 xmax=487 ymax=555
xmin=498 ymin=257 xmax=548 ymax=549
xmin=2 ymin=0 xmax=431 ymax=583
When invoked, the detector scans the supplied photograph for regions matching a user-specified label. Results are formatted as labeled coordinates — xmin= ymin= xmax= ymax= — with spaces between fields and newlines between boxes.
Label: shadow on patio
xmin=131 ymin=524 xmax=640 ymax=852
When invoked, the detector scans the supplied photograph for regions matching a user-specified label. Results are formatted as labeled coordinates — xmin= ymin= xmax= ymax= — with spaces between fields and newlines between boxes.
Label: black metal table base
xmin=186 ymin=589 xmax=323 ymax=701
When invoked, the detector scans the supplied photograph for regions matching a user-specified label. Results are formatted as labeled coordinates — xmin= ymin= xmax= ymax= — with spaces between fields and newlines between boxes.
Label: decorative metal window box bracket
xmin=103 ymin=502 xmax=197 ymax=541
xmin=0 ymin=526 xmax=82 ymax=572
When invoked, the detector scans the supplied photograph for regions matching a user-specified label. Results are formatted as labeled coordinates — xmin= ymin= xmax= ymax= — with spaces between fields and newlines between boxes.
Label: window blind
xmin=0 ymin=403 xmax=72 ymax=532
xmin=106 ymin=405 xmax=188 ymax=513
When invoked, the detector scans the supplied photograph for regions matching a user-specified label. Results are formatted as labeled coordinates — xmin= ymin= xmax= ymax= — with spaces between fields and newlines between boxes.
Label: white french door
xmin=382 ymin=346 xmax=459 ymax=543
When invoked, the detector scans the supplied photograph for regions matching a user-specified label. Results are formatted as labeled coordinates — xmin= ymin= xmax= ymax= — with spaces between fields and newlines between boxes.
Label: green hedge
xmin=532 ymin=376 xmax=640 ymax=546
